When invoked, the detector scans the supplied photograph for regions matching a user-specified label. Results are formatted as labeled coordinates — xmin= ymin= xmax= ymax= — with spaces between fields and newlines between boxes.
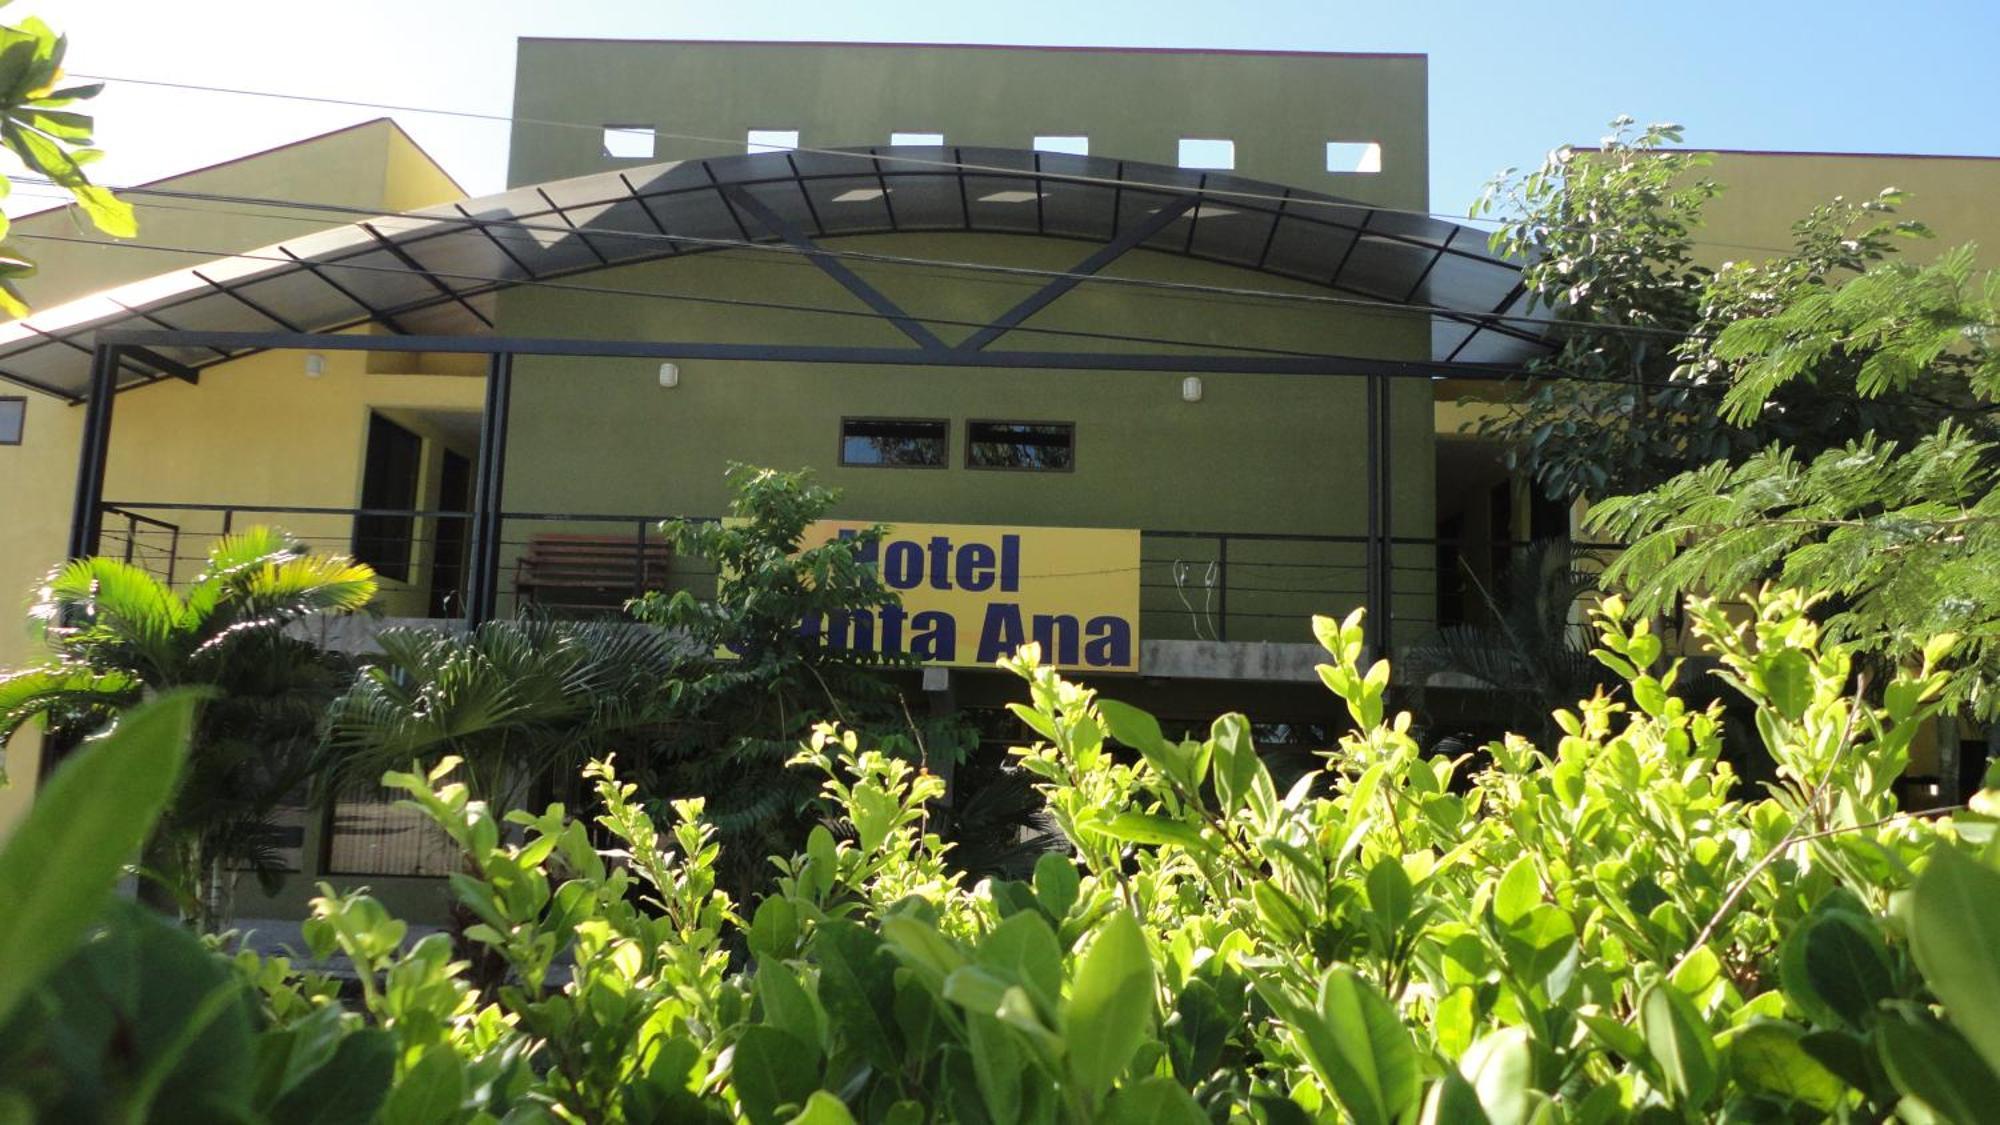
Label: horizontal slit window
xmin=841 ymin=417 xmax=948 ymax=468
xmin=601 ymin=125 xmax=655 ymax=160
xmin=890 ymin=131 xmax=945 ymax=147
xmin=1177 ymin=138 xmax=1234 ymax=170
xmin=1326 ymin=141 xmax=1383 ymax=173
xmin=0 ymin=397 xmax=21 ymax=444
xmin=1033 ymin=135 xmax=1089 ymax=156
xmin=967 ymin=420 xmax=1074 ymax=472
xmin=747 ymin=128 xmax=799 ymax=153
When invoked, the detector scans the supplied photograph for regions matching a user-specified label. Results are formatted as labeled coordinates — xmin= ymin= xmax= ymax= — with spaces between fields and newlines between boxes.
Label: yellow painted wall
xmin=0 ymin=119 xmax=466 ymax=833
xmin=9 ymin=119 xmax=466 ymax=312
xmin=1694 ymin=152 xmax=2000 ymax=270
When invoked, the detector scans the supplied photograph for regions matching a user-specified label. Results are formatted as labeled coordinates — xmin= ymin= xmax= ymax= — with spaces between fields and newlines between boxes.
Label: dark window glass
xmin=841 ymin=418 xmax=947 ymax=467
xmin=0 ymin=397 xmax=22 ymax=444
xmin=353 ymin=413 xmax=422 ymax=581
xmin=967 ymin=421 xmax=1073 ymax=471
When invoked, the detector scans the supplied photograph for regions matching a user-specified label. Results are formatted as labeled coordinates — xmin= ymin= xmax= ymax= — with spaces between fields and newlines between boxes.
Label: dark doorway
xmin=429 ymin=449 xmax=472 ymax=617
xmin=353 ymin=413 xmax=422 ymax=582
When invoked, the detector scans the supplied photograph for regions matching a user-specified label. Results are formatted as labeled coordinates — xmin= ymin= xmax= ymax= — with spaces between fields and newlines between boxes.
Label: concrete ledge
xmin=1140 ymin=639 xmax=1325 ymax=683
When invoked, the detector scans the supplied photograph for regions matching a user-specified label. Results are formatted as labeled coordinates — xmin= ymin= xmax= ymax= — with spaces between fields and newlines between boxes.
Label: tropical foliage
xmin=0 ymin=528 xmax=376 ymax=928
xmin=4 ymin=595 xmax=1997 ymax=1122
xmin=0 ymin=5 xmax=133 ymax=316
xmin=626 ymin=464 xmax=978 ymax=888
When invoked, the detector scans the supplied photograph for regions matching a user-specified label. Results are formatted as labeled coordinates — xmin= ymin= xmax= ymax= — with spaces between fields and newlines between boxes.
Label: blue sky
xmin=31 ymin=0 xmax=2000 ymax=216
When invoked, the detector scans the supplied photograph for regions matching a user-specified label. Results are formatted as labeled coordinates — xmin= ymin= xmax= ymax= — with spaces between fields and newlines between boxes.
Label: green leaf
xmin=1062 ymin=910 xmax=1156 ymax=1105
xmin=1492 ymin=855 xmax=1540 ymax=928
xmin=1639 ymin=982 xmax=1719 ymax=1110
xmin=1909 ymin=847 xmax=2000 ymax=1072
xmin=755 ymin=958 xmax=826 ymax=1058
xmin=1366 ymin=855 xmax=1414 ymax=933
xmin=1760 ymin=649 xmax=1813 ymax=721
xmin=784 ymin=1091 xmax=857 ymax=1125
xmin=1876 ymin=1008 xmax=2000 ymax=1125
xmin=1459 ymin=1027 xmax=1535 ymax=1125
xmin=376 ymin=1045 xmax=467 ymax=1125
xmin=1101 ymin=1075 xmax=1208 ymax=1124
xmin=811 ymin=921 xmax=900 ymax=1072
xmin=1419 ymin=1070 xmax=1492 ymax=1125
xmin=731 ymin=1025 xmax=818 ymax=1125
xmin=264 ymin=1028 xmax=395 ymax=1125
xmin=0 ymin=691 xmax=197 ymax=1024
xmin=1033 ymin=852 xmax=1080 ymax=919
xmin=977 ymin=909 xmax=1064 ymax=1019
xmin=1262 ymin=968 xmax=1420 ymax=1125
xmin=1101 ymin=811 xmax=1213 ymax=854
xmin=1728 ymin=1022 xmax=1846 ymax=1111
xmin=1782 ymin=910 xmax=1894 ymax=1031
xmin=1167 ymin=978 xmax=1231 ymax=1084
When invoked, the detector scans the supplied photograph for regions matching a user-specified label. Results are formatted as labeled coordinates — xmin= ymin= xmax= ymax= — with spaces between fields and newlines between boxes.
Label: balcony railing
xmin=96 ymin=501 xmax=1609 ymax=651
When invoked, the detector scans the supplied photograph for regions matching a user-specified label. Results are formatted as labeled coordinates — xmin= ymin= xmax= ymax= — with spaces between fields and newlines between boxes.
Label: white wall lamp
xmin=658 ymin=362 xmax=681 ymax=389
xmin=1180 ymin=375 xmax=1204 ymax=403
xmin=303 ymin=352 xmax=326 ymax=378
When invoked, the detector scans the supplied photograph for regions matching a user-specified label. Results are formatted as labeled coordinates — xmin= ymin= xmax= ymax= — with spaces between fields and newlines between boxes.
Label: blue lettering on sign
xmin=810 ymin=528 xmax=1127 ymax=668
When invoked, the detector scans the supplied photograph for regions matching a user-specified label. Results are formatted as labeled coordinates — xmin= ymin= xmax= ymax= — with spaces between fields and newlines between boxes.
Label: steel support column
xmin=465 ymin=351 xmax=513 ymax=627
xmin=1362 ymin=372 xmax=1392 ymax=656
xmin=66 ymin=344 xmax=120 ymax=560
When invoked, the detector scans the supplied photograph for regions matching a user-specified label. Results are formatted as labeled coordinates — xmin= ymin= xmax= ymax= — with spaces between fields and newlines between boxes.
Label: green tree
xmin=1588 ymin=241 xmax=2000 ymax=716
xmin=627 ymin=464 xmax=974 ymax=889
xmin=0 ymin=8 xmax=133 ymax=316
xmin=0 ymin=527 xmax=376 ymax=928
xmin=1471 ymin=118 xmax=1949 ymax=502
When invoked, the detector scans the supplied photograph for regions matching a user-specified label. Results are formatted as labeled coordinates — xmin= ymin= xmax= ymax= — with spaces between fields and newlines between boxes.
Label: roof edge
xmin=515 ymin=37 xmax=1425 ymax=60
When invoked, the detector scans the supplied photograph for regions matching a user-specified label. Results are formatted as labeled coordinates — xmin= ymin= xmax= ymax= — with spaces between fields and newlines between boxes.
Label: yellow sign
xmin=799 ymin=520 xmax=1140 ymax=672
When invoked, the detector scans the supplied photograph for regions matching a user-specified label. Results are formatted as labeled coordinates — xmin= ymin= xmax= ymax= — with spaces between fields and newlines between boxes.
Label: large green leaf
xmin=1639 ymin=982 xmax=1719 ymax=1110
xmin=1909 ymin=847 xmax=2000 ymax=1073
xmin=1876 ymin=1008 xmax=2000 ymax=1125
xmin=1727 ymin=1022 xmax=1847 ymax=1112
xmin=1101 ymin=1075 xmax=1208 ymax=1124
xmin=1260 ymin=968 xmax=1420 ymax=1125
xmin=731 ymin=1025 xmax=818 ymax=1125
xmin=0 ymin=691 xmax=197 ymax=1024
xmin=1062 ymin=910 xmax=1156 ymax=1105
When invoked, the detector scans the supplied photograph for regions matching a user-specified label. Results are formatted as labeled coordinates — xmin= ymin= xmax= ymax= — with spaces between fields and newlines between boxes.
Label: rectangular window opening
xmin=890 ymin=131 xmax=945 ymax=147
xmin=1177 ymin=138 xmax=1235 ymax=170
xmin=1033 ymin=135 xmax=1089 ymax=156
xmin=967 ymin=420 xmax=1075 ymax=472
xmin=747 ymin=128 xmax=799 ymax=153
xmin=0 ymin=396 xmax=22 ymax=444
xmin=601 ymin=124 xmax=655 ymax=160
xmin=352 ymin=412 xmax=422 ymax=581
xmin=1326 ymin=141 xmax=1383 ymax=174
xmin=841 ymin=417 xmax=948 ymax=468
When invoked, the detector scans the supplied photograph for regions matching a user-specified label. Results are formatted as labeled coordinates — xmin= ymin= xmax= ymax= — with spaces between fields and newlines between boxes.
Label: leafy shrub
xmin=3 ymin=593 xmax=1999 ymax=1122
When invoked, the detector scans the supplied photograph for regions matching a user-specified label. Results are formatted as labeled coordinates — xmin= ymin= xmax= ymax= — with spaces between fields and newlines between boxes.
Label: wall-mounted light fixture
xmin=304 ymin=353 xmax=326 ymax=378
xmin=659 ymin=362 xmax=680 ymax=389
xmin=1180 ymin=375 xmax=1204 ymax=403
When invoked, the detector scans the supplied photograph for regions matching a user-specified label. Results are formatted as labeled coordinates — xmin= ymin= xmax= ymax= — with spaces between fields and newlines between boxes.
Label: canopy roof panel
xmin=0 ymin=146 xmax=1550 ymax=401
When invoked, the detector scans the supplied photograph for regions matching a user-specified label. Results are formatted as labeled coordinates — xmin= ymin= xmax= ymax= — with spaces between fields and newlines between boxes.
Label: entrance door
xmin=428 ymin=449 xmax=472 ymax=617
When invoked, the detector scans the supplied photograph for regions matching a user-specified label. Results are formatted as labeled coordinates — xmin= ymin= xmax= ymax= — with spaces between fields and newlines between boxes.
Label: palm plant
xmin=1403 ymin=538 xmax=1612 ymax=743
xmin=324 ymin=618 xmax=690 ymax=809
xmin=0 ymin=528 xmax=376 ymax=929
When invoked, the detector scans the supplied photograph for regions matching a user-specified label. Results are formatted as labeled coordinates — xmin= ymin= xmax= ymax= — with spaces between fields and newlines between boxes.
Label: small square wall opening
xmin=890 ymin=131 xmax=945 ymax=146
xmin=1326 ymin=141 xmax=1383 ymax=173
xmin=1033 ymin=135 xmax=1089 ymax=156
xmin=1177 ymin=138 xmax=1235 ymax=170
xmin=747 ymin=129 xmax=799 ymax=153
xmin=601 ymin=125 xmax=655 ymax=160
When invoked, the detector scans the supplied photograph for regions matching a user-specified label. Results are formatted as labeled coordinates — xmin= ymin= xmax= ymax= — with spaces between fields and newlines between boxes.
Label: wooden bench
xmin=515 ymin=533 xmax=673 ymax=611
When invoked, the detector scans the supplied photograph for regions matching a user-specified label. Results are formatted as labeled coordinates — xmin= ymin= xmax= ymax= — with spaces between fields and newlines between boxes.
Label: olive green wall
xmin=491 ymin=231 xmax=1436 ymax=641
xmin=507 ymin=41 xmax=1427 ymax=211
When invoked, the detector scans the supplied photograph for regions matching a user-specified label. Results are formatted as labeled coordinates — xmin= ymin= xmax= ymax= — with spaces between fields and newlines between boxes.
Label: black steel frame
xmin=75 ymin=325 xmax=1539 ymax=651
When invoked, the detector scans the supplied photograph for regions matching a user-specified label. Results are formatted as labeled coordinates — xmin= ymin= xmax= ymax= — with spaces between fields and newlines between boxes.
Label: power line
xmin=8 ymin=173 xmax=1698 ymax=345
xmin=73 ymin=69 xmax=1807 ymax=258
xmin=11 ymin=228 xmax=1724 ymax=396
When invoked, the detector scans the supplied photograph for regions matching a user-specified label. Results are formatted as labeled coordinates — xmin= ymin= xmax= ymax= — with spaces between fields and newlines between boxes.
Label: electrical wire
xmin=7 ymin=173 xmax=1702 ymax=345
xmin=71 ymin=69 xmax=1811 ymax=258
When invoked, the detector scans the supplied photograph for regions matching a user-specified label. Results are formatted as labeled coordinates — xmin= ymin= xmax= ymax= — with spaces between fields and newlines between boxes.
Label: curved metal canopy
xmin=0 ymin=145 xmax=1549 ymax=401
